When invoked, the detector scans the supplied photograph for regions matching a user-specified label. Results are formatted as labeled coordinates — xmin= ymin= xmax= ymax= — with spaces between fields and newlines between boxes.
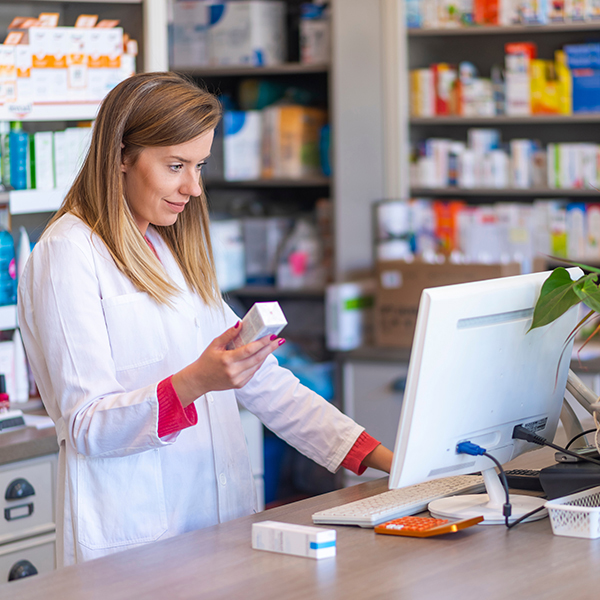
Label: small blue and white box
xmin=208 ymin=1 xmax=286 ymax=67
xmin=252 ymin=520 xmax=336 ymax=559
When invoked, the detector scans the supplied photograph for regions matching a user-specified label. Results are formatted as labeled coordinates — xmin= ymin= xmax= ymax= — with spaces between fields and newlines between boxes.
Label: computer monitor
xmin=389 ymin=268 xmax=581 ymax=524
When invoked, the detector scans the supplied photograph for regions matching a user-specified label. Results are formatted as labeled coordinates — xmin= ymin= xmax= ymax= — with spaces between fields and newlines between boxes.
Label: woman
xmin=17 ymin=72 xmax=393 ymax=568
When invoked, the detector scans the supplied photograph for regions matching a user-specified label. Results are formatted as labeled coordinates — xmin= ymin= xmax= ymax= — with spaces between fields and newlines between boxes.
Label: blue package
xmin=572 ymin=69 xmax=600 ymax=113
xmin=565 ymin=43 xmax=600 ymax=69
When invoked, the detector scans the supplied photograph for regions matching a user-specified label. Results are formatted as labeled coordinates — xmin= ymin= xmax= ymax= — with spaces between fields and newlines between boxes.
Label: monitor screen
xmin=388 ymin=269 xmax=580 ymax=524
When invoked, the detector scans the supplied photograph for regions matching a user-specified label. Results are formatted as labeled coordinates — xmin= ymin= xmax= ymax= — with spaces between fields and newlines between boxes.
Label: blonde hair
xmin=49 ymin=72 xmax=223 ymax=306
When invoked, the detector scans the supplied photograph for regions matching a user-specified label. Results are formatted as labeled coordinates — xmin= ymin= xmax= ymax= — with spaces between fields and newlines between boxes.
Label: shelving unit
xmin=408 ymin=22 xmax=600 ymax=37
xmin=410 ymin=187 xmax=600 ymax=197
xmin=407 ymin=17 xmax=600 ymax=201
xmin=204 ymin=177 xmax=330 ymax=188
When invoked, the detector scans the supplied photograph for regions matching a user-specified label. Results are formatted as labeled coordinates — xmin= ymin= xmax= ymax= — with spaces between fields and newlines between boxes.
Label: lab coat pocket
xmin=102 ymin=292 xmax=167 ymax=371
xmin=77 ymin=449 xmax=168 ymax=549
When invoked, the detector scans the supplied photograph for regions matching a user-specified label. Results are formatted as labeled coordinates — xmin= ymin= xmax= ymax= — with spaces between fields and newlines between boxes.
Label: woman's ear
xmin=120 ymin=143 xmax=127 ymax=173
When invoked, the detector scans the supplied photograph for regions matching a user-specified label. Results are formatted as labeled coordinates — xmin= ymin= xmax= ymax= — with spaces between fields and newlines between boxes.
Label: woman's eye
xmin=196 ymin=161 xmax=207 ymax=171
xmin=169 ymin=164 xmax=183 ymax=172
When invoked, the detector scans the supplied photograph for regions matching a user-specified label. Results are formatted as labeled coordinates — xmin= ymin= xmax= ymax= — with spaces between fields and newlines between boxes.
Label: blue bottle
xmin=9 ymin=121 xmax=28 ymax=191
xmin=0 ymin=229 xmax=16 ymax=306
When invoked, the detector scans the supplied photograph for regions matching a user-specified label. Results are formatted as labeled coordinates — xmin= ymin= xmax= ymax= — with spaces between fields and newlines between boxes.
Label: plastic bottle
xmin=0 ymin=228 xmax=17 ymax=306
xmin=276 ymin=219 xmax=325 ymax=289
xmin=9 ymin=121 xmax=29 ymax=191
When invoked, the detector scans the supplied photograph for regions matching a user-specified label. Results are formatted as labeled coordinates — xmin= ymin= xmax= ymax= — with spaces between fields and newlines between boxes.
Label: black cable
xmin=483 ymin=452 xmax=512 ymax=528
xmin=505 ymin=505 xmax=546 ymax=529
xmin=513 ymin=425 xmax=600 ymax=466
xmin=565 ymin=428 xmax=598 ymax=450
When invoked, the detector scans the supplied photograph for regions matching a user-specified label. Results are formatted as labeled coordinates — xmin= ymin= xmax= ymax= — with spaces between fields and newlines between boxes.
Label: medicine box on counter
xmin=374 ymin=260 xmax=521 ymax=348
xmin=252 ymin=520 xmax=336 ymax=559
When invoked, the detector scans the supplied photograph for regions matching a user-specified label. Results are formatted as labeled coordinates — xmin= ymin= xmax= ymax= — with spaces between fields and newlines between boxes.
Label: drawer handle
xmin=4 ymin=503 xmax=34 ymax=521
xmin=5 ymin=478 xmax=35 ymax=500
xmin=391 ymin=377 xmax=407 ymax=392
xmin=8 ymin=559 xmax=38 ymax=581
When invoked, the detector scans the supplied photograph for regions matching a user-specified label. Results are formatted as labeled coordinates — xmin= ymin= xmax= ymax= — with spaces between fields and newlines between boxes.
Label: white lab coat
xmin=17 ymin=214 xmax=364 ymax=567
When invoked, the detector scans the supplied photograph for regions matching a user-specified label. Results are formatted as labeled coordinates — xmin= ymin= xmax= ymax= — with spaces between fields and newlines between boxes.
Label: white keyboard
xmin=312 ymin=475 xmax=486 ymax=528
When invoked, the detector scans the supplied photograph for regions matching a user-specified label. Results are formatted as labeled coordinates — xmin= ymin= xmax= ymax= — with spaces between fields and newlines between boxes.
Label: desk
xmin=5 ymin=448 xmax=600 ymax=600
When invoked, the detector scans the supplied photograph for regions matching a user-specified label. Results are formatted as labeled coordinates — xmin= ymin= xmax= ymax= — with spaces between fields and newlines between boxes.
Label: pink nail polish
xmin=278 ymin=338 xmax=286 ymax=346
xmin=270 ymin=334 xmax=277 ymax=341
xmin=234 ymin=321 xmax=240 ymax=329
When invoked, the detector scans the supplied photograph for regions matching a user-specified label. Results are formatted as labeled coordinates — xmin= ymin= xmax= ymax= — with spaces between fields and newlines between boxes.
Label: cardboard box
xmin=374 ymin=261 xmax=521 ymax=348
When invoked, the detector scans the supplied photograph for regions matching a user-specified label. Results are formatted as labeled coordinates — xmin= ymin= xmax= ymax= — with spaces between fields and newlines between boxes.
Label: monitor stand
xmin=428 ymin=467 xmax=547 ymax=525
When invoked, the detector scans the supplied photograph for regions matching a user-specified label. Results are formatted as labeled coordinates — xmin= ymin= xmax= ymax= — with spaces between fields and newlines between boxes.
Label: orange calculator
xmin=374 ymin=515 xmax=484 ymax=538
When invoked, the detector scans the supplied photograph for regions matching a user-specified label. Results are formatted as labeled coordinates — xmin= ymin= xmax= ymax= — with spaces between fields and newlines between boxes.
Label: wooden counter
xmin=4 ymin=447 xmax=600 ymax=600
xmin=0 ymin=424 xmax=58 ymax=466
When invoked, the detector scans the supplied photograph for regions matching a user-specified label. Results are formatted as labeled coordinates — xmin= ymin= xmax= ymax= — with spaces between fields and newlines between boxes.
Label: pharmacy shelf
xmin=173 ymin=63 xmax=329 ymax=77
xmin=408 ymin=22 xmax=600 ymax=37
xmin=0 ymin=102 xmax=100 ymax=122
xmin=410 ymin=187 xmax=600 ymax=197
xmin=21 ymin=0 xmax=141 ymax=3
xmin=5 ymin=189 xmax=67 ymax=215
xmin=0 ymin=304 xmax=17 ymax=331
xmin=225 ymin=286 xmax=325 ymax=299
xmin=410 ymin=114 xmax=600 ymax=125
xmin=205 ymin=177 xmax=330 ymax=188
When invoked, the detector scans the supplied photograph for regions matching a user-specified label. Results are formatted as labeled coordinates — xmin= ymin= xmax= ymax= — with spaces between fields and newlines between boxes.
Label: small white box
xmin=223 ymin=111 xmax=262 ymax=181
xmin=172 ymin=0 xmax=210 ymax=68
xmin=252 ymin=520 xmax=336 ymax=559
xmin=233 ymin=302 xmax=287 ymax=348
xmin=32 ymin=131 xmax=55 ymax=191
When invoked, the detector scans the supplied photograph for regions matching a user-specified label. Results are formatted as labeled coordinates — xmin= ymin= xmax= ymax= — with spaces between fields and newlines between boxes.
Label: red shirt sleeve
xmin=341 ymin=431 xmax=381 ymax=475
xmin=157 ymin=375 xmax=198 ymax=438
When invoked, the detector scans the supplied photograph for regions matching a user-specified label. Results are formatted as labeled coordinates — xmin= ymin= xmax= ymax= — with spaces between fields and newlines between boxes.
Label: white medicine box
xmin=172 ymin=0 xmax=211 ymax=68
xmin=208 ymin=1 xmax=287 ymax=67
xmin=223 ymin=111 xmax=262 ymax=181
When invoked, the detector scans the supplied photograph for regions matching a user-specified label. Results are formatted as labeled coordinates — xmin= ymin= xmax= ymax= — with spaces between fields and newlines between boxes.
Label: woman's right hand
xmin=171 ymin=322 xmax=283 ymax=407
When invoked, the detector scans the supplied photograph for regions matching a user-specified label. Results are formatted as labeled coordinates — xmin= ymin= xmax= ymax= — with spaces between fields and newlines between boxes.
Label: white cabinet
xmin=342 ymin=360 xmax=407 ymax=486
xmin=0 ymin=454 xmax=57 ymax=583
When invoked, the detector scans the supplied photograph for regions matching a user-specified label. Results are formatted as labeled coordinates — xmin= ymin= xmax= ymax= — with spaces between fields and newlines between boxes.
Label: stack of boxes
xmin=172 ymin=0 xmax=287 ymax=68
xmin=217 ymin=105 xmax=328 ymax=181
xmin=0 ymin=12 xmax=137 ymax=108
xmin=410 ymin=42 xmax=572 ymax=118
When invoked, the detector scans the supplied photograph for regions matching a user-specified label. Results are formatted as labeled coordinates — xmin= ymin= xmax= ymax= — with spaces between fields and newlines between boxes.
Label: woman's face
xmin=121 ymin=129 xmax=214 ymax=235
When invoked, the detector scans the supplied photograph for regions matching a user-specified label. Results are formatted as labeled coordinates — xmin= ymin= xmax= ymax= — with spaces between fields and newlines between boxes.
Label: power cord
xmin=565 ymin=428 xmax=598 ymax=450
xmin=512 ymin=425 xmax=600 ymax=466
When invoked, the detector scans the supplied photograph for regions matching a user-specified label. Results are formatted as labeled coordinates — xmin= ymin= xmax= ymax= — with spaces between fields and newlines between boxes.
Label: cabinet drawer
xmin=0 ymin=456 xmax=55 ymax=545
xmin=0 ymin=533 xmax=55 ymax=583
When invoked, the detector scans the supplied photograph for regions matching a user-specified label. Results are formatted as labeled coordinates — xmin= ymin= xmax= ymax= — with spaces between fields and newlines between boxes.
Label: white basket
xmin=545 ymin=486 xmax=600 ymax=539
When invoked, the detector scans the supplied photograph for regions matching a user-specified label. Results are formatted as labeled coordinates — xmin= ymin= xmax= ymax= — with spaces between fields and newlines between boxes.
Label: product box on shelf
xmin=223 ymin=110 xmax=262 ymax=181
xmin=505 ymin=42 xmax=537 ymax=116
xmin=374 ymin=260 xmax=521 ymax=348
xmin=210 ymin=218 xmax=246 ymax=292
xmin=571 ymin=69 xmax=600 ymax=113
xmin=300 ymin=4 xmax=330 ymax=65
xmin=208 ymin=1 xmax=286 ymax=67
xmin=242 ymin=216 xmax=292 ymax=286
xmin=171 ymin=0 xmax=211 ymax=68
xmin=261 ymin=105 xmax=327 ymax=179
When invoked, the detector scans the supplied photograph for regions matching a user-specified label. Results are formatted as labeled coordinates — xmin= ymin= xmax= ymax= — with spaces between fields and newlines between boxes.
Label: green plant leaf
xmin=574 ymin=275 xmax=600 ymax=313
xmin=529 ymin=267 xmax=589 ymax=331
xmin=546 ymin=255 xmax=600 ymax=273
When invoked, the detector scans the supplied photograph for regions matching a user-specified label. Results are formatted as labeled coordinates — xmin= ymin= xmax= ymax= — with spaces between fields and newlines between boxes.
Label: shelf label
xmin=7 ymin=103 xmax=32 ymax=118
